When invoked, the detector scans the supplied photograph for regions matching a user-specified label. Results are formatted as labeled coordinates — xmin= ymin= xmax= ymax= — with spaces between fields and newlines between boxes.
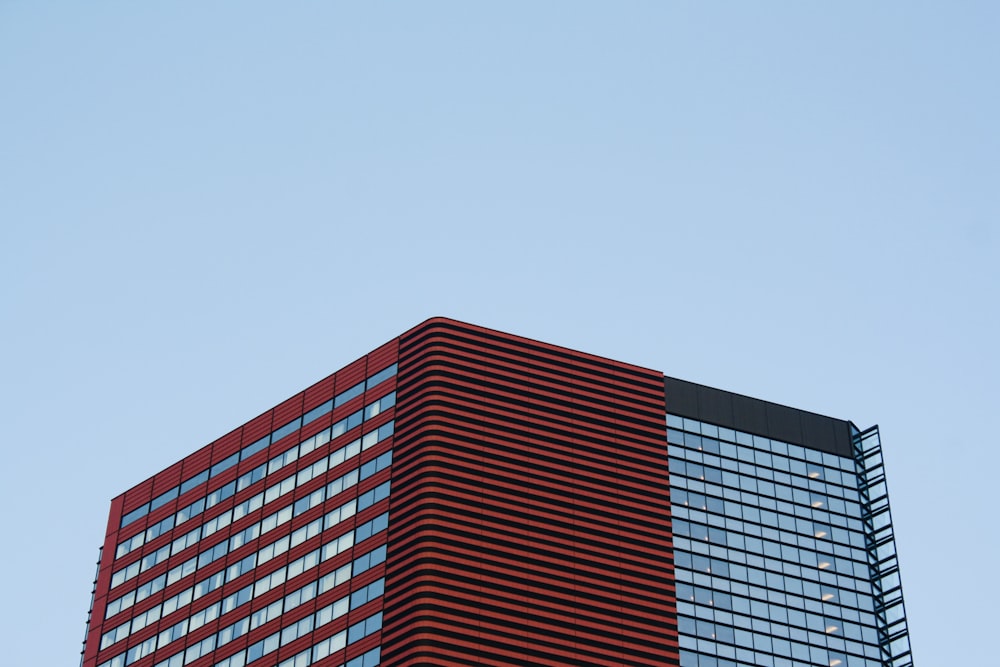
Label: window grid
xmin=97 ymin=512 xmax=390 ymax=667
xmin=115 ymin=391 xmax=396 ymax=562
xmin=119 ymin=364 xmax=397 ymax=530
xmin=106 ymin=425 xmax=393 ymax=615
xmin=669 ymin=415 xmax=884 ymax=667
xmin=96 ymin=367 xmax=397 ymax=667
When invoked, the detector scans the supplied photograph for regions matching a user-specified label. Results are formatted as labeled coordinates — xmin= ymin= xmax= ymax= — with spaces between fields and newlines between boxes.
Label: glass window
xmin=271 ymin=417 xmax=302 ymax=444
xmin=334 ymin=381 xmax=364 ymax=407
xmin=241 ymin=435 xmax=270 ymax=462
xmin=366 ymin=363 xmax=397 ymax=389
xmin=210 ymin=452 xmax=239 ymax=478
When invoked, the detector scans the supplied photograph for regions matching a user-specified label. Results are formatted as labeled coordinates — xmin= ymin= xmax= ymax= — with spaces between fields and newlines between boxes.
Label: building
xmin=81 ymin=318 xmax=913 ymax=667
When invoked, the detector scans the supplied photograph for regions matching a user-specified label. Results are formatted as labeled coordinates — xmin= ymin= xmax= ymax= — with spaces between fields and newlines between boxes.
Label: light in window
xmin=822 ymin=593 xmax=835 ymax=601
xmin=812 ymin=501 xmax=824 ymax=508
xmin=830 ymin=661 xmax=843 ymax=666
xmin=826 ymin=625 xmax=838 ymax=633
xmin=818 ymin=561 xmax=831 ymax=569
xmin=815 ymin=530 xmax=828 ymax=538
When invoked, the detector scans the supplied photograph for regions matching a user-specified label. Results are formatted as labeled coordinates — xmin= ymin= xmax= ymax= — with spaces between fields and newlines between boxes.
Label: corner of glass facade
xmin=852 ymin=426 xmax=914 ymax=667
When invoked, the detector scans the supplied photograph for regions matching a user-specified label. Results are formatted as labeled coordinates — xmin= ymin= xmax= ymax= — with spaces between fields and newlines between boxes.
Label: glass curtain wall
xmin=667 ymin=414 xmax=899 ymax=667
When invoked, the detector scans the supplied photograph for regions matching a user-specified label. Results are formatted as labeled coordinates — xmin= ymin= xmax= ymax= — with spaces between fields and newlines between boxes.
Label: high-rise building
xmin=82 ymin=318 xmax=913 ymax=667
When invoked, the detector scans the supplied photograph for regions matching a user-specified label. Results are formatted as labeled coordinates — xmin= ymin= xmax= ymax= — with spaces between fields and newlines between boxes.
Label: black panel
xmin=664 ymin=377 xmax=699 ymax=418
xmin=764 ymin=403 xmax=804 ymax=447
xmin=696 ymin=384 xmax=734 ymax=427
xmin=664 ymin=376 xmax=853 ymax=457
xmin=731 ymin=396 xmax=769 ymax=437
xmin=800 ymin=412 xmax=853 ymax=457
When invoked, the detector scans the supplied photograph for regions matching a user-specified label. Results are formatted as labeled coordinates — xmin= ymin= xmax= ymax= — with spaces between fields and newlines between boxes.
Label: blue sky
xmin=2 ymin=3 xmax=997 ymax=665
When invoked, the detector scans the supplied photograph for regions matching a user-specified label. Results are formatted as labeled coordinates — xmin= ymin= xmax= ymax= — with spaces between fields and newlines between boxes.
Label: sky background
xmin=1 ymin=2 xmax=997 ymax=665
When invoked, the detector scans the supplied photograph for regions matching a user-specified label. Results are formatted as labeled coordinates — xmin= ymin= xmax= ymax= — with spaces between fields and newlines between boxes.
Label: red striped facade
xmin=84 ymin=318 xmax=678 ymax=667
xmin=382 ymin=318 xmax=678 ymax=666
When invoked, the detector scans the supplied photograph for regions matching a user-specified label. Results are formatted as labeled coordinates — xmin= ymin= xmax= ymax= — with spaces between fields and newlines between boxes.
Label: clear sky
xmin=1 ymin=3 xmax=996 ymax=665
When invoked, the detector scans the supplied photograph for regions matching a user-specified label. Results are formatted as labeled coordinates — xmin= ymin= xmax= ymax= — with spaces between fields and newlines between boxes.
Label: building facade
xmin=82 ymin=318 xmax=913 ymax=667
